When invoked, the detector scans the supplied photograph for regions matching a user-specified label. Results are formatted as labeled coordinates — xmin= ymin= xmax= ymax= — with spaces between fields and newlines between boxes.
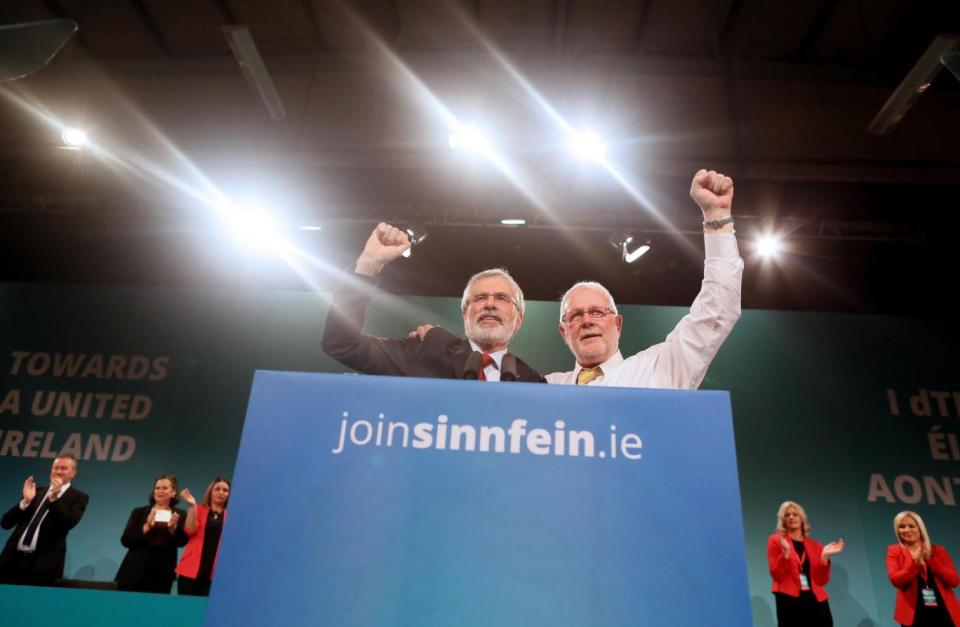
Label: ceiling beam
xmin=128 ymin=0 xmax=173 ymax=57
xmin=391 ymin=0 xmax=405 ymax=47
xmin=552 ymin=0 xmax=570 ymax=53
xmin=214 ymin=0 xmax=238 ymax=25
xmin=633 ymin=0 xmax=652 ymax=54
xmin=40 ymin=0 xmax=91 ymax=51
xmin=713 ymin=0 xmax=763 ymax=180
xmin=792 ymin=0 xmax=840 ymax=62
xmin=64 ymin=49 xmax=912 ymax=86
xmin=715 ymin=0 xmax=745 ymax=59
xmin=880 ymin=1 xmax=956 ymax=64
xmin=867 ymin=34 xmax=960 ymax=134
xmin=0 ymin=148 xmax=956 ymax=185
xmin=298 ymin=0 xmax=329 ymax=51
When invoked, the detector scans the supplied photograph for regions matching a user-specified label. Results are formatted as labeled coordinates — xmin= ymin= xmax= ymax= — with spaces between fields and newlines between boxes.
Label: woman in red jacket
xmin=767 ymin=500 xmax=844 ymax=627
xmin=175 ymin=476 xmax=230 ymax=596
xmin=887 ymin=510 xmax=960 ymax=627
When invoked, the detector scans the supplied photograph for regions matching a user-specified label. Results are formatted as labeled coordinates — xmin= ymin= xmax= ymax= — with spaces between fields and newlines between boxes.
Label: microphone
xmin=500 ymin=353 xmax=518 ymax=382
xmin=461 ymin=351 xmax=483 ymax=380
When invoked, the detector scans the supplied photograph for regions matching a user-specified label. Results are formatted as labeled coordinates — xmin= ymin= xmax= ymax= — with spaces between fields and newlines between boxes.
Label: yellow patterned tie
xmin=576 ymin=366 xmax=603 ymax=385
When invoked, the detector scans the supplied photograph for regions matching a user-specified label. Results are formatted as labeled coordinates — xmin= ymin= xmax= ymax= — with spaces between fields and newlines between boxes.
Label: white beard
xmin=465 ymin=313 xmax=515 ymax=347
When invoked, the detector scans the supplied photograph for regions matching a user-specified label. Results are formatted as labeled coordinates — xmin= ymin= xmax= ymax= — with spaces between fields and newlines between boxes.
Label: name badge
xmin=799 ymin=573 xmax=810 ymax=591
xmin=922 ymin=586 xmax=938 ymax=607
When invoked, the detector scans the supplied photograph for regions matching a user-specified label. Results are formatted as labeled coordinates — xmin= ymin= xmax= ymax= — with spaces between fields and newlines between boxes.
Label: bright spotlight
xmin=448 ymin=123 xmax=489 ymax=152
xmin=609 ymin=231 xmax=650 ymax=264
xmin=569 ymin=130 xmax=607 ymax=161
xmin=756 ymin=235 xmax=782 ymax=258
xmin=226 ymin=206 xmax=291 ymax=254
xmin=61 ymin=127 xmax=87 ymax=148
xmin=623 ymin=242 xmax=650 ymax=263
xmin=500 ymin=218 xmax=526 ymax=226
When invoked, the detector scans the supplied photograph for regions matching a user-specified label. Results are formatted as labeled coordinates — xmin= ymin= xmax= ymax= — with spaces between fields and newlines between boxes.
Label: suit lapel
xmin=446 ymin=335 xmax=472 ymax=377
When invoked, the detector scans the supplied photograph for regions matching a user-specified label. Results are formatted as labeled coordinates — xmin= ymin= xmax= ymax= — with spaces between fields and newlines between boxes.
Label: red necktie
xmin=477 ymin=353 xmax=494 ymax=381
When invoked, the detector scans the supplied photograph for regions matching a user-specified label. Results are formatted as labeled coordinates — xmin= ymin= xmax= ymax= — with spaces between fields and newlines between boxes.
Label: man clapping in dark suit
xmin=0 ymin=454 xmax=89 ymax=586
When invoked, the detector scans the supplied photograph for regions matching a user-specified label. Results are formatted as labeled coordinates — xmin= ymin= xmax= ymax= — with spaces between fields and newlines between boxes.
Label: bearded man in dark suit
xmin=322 ymin=223 xmax=545 ymax=383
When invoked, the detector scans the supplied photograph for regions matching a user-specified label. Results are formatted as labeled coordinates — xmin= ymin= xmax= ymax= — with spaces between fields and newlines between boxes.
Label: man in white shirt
xmin=0 ymin=455 xmax=89 ymax=585
xmin=547 ymin=169 xmax=743 ymax=389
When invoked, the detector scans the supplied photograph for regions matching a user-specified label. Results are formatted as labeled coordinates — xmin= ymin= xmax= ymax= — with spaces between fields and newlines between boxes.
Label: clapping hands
xmin=822 ymin=539 xmax=845 ymax=561
xmin=21 ymin=476 xmax=36 ymax=505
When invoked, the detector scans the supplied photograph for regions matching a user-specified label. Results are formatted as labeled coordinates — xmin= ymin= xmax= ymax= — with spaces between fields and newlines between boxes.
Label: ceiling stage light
xmin=448 ymin=124 xmax=490 ymax=152
xmin=222 ymin=25 xmax=286 ymax=120
xmin=755 ymin=235 xmax=782 ymax=258
xmin=569 ymin=130 xmax=607 ymax=162
xmin=500 ymin=218 xmax=526 ymax=226
xmin=61 ymin=127 xmax=87 ymax=148
xmin=226 ymin=206 xmax=291 ymax=254
xmin=400 ymin=225 xmax=428 ymax=258
xmin=609 ymin=231 xmax=650 ymax=264
xmin=943 ymin=50 xmax=960 ymax=81
xmin=0 ymin=19 xmax=77 ymax=83
xmin=868 ymin=34 xmax=960 ymax=134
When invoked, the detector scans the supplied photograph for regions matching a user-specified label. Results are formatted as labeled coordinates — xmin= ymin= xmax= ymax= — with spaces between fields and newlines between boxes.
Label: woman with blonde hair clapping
xmin=887 ymin=510 xmax=960 ymax=627
xmin=767 ymin=500 xmax=844 ymax=627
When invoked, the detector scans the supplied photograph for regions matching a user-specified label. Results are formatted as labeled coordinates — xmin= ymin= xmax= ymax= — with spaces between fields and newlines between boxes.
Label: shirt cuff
xmin=704 ymin=231 xmax=739 ymax=259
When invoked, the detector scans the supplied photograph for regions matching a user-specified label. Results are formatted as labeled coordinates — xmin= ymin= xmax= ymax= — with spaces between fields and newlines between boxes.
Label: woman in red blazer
xmin=887 ymin=510 xmax=960 ymax=627
xmin=767 ymin=500 xmax=844 ymax=627
xmin=175 ymin=476 xmax=230 ymax=596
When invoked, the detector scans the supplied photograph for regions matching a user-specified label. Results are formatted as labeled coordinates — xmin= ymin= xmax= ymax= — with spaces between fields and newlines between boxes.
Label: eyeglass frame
xmin=467 ymin=291 xmax=520 ymax=310
xmin=561 ymin=306 xmax=617 ymax=326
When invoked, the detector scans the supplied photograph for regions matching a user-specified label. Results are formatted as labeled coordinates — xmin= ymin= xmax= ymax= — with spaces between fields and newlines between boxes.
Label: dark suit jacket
xmin=322 ymin=275 xmax=546 ymax=383
xmin=114 ymin=505 xmax=189 ymax=589
xmin=0 ymin=485 xmax=89 ymax=581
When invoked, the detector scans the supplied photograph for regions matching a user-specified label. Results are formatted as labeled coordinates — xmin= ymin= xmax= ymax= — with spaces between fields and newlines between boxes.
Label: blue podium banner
xmin=207 ymin=372 xmax=751 ymax=627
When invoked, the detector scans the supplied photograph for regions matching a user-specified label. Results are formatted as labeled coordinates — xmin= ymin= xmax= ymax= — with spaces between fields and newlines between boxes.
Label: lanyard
xmin=918 ymin=562 xmax=939 ymax=607
xmin=793 ymin=539 xmax=812 ymax=590
xmin=791 ymin=538 xmax=807 ymax=567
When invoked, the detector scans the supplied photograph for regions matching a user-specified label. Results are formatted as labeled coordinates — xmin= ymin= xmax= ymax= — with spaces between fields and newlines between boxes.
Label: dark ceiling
xmin=0 ymin=0 xmax=958 ymax=316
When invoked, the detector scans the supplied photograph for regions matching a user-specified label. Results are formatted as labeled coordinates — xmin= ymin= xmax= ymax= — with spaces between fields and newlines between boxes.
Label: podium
xmin=207 ymin=372 xmax=751 ymax=626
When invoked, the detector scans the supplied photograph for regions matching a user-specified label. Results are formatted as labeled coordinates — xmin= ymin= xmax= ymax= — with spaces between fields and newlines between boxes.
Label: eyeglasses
xmin=563 ymin=307 xmax=615 ymax=325
xmin=469 ymin=291 xmax=518 ymax=308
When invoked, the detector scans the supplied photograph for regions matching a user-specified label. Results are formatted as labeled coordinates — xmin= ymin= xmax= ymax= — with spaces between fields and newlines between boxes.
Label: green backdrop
xmin=0 ymin=281 xmax=957 ymax=627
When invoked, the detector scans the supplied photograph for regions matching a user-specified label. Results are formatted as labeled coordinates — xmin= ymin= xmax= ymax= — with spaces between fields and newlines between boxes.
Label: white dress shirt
xmin=546 ymin=232 xmax=743 ymax=389
xmin=18 ymin=481 xmax=72 ymax=552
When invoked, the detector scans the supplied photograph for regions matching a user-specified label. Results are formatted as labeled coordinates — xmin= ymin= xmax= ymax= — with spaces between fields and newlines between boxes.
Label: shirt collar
xmin=48 ymin=482 xmax=71 ymax=498
xmin=468 ymin=342 xmax=508 ymax=369
xmin=573 ymin=350 xmax=624 ymax=377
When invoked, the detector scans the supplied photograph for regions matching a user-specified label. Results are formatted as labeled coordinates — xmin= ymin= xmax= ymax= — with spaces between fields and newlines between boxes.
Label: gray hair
xmin=461 ymin=268 xmax=525 ymax=315
xmin=559 ymin=281 xmax=618 ymax=322
xmin=55 ymin=453 xmax=78 ymax=471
